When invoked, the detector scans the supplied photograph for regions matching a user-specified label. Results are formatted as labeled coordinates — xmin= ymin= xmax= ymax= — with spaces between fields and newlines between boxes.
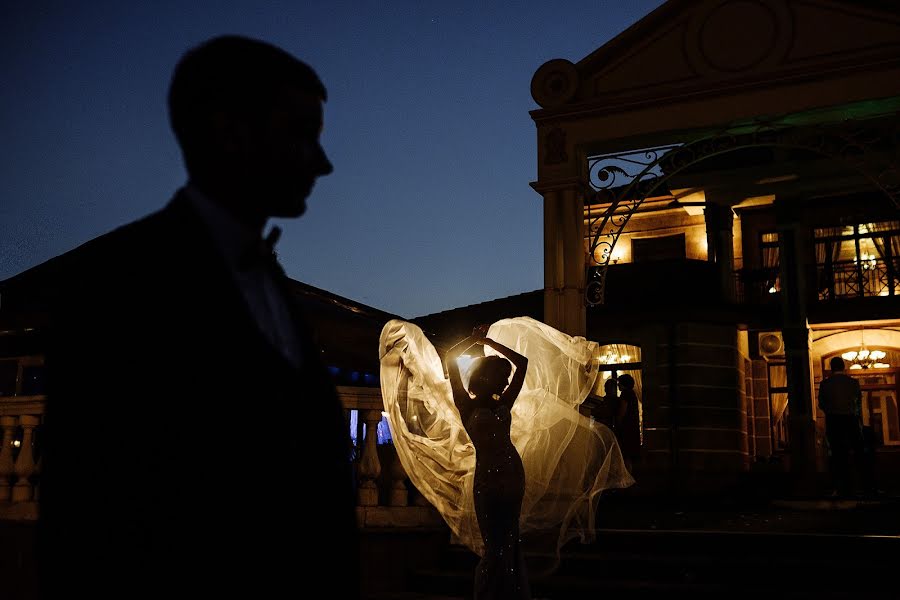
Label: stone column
xmin=356 ymin=409 xmax=383 ymax=507
xmin=12 ymin=415 xmax=39 ymax=502
xmin=539 ymin=182 xmax=586 ymax=337
xmin=666 ymin=322 xmax=746 ymax=474
xmin=0 ymin=416 xmax=16 ymax=501
xmin=776 ymin=199 xmax=817 ymax=481
xmin=704 ymin=200 xmax=736 ymax=301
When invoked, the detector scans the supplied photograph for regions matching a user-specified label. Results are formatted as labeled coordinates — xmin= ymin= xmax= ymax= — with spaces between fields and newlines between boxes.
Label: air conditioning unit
xmin=758 ymin=331 xmax=784 ymax=358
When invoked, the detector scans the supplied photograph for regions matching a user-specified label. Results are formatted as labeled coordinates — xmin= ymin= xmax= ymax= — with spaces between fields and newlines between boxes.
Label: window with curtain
xmin=768 ymin=362 xmax=789 ymax=450
xmin=760 ymin=231 xmax=780 ymax=293
xmin=815 ymin=221 xmax=900 ymax=299
xmin=866 ymin=220 xmax=900 ymax=297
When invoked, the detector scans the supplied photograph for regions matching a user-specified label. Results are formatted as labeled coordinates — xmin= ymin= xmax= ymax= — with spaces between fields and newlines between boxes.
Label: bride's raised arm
xmin=482 ymin=337 xmax=528 ymax=410
xmin=445 ymin=334 xmax=478 ymax=416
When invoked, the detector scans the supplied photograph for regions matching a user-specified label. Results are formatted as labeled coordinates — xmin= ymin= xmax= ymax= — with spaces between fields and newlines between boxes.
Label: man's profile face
xmin=248 ymin=87 xmax=333 ymax=218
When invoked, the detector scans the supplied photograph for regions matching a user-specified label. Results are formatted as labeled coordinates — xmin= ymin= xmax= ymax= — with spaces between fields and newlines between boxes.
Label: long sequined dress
xmin=465 ymin=402 xmax=532 ymax=600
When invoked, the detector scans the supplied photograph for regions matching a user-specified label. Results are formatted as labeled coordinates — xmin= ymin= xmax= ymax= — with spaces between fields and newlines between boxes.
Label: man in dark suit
xmin=39 ymin=36 xmax=358 ymax=599
xmin=818 ymin=356 xmax=865 ymax=496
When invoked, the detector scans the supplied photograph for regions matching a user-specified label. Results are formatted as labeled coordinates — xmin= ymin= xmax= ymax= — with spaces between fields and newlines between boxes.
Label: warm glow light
xmin=768 ymin=286 xmax=777 ymax=294
xmin=734 ymin=195 xmax=776 ymax=208
xmin=669 ymin=189 xmax=707 ymax=216
xmin=598 ymin=350 xmax=634 ymax=365
xmin=843 ymin=331 xmax=890 ymax=370
xmin=13 ymin=440 xmax=21 ymax=448
xmin=854 ymin=252 xmax=877 ymax=271
xmin=381 ymin=411 xmax=389 ymax=419
xmin=456 ymin=354 xmax=476 ymax=379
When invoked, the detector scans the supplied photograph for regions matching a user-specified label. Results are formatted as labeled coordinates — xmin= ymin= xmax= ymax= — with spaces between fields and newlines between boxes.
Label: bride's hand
xmin=472 ymin=324 xmax=490 ymax=338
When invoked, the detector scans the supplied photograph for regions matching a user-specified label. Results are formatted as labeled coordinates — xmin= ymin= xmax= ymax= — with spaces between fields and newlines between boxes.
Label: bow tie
xmin=239 ymin=226 xmax=282 ymax=271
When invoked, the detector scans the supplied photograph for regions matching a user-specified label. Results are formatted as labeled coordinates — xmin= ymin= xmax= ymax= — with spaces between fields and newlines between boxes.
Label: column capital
xmin=529 ymin=177 xmax=583 ymax=196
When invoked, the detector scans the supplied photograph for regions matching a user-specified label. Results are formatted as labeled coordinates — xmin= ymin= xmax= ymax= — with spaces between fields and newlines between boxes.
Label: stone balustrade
xmin=0 ymin=397 xmax=43 ymax=521
xmin=336 ymin=385 xmax=443 ymax=529
xmin=0 ymin=381 xmax=442 ymax=530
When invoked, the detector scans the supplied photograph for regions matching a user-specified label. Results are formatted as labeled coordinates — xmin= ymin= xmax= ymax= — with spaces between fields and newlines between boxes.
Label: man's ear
xmin=210 ymin=110 xmax=252 ymax=156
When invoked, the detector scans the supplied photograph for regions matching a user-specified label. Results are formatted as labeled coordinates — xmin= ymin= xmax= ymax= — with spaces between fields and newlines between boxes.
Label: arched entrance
xmin=586 ymin=342 xmax=642 ymax=432
xmin=813 ymin=328 xmax=900 ymax=449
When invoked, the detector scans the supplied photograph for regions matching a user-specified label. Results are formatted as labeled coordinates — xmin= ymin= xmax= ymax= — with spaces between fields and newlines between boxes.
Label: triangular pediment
xmin=532 ymin=0 xmax=900 ymax=111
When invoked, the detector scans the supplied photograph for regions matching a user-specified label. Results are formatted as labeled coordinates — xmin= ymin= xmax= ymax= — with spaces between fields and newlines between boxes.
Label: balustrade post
xmin=12 ymin=415 xmax=39 ymax=502
xmin=412 ymin=490 xmax=430 ymax=507
xmin=356 ymin=409 xmax=382 ymax=507
xmin=388 ymin=449 xmax=408 ymax=507
xmin=0 ymin=416 xmax=16 ymax=501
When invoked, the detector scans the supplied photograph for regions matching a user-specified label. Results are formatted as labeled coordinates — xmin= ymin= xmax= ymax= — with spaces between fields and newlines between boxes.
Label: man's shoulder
xmin=822 ymin=373 xmax=860 ymax=391
xmin=52 ymin=197 xmax=197 ymax=306
xmin=86 ymin=204 xmax=179 ymax=255
xmin=74 ymin=196 xmax=198 ymax=271
xmin=833 ymin=373 xmax=858 ymax=383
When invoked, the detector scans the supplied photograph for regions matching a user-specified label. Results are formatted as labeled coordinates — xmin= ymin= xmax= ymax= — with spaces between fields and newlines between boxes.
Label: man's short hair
xmin=168 ymin=35 xmax=326 ymax=172
xmin=830 ymin=356 xmax=845 ymax=372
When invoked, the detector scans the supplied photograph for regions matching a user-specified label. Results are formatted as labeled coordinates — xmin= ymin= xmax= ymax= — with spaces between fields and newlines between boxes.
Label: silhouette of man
xmin=818 ymin=356 xmax=865 ymax=496
xmin=39 ymin=36 xmax=358 ymax=599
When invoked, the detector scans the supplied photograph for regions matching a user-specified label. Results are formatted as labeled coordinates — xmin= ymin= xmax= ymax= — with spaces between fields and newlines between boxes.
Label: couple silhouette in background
xmin=603 ymin=374 xmax=641 ymax=472
xmin=39 ymin=36 xmax=358 ymax=599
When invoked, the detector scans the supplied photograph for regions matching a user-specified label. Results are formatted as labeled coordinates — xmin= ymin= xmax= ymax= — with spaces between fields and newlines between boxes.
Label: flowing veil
xmin=379 ymin=316 xmax=634 ymax=559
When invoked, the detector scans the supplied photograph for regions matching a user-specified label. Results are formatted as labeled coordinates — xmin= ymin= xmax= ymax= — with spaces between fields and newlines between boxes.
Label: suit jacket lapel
xmin=162 ymin=192 xmax=275 ymax=357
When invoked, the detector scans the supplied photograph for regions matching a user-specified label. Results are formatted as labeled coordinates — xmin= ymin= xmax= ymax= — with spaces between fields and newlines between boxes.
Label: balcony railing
xmin=733 ymin=267 xmax=781 ymax=305
xmin=818 ymin=258 xmax=898 ymax=299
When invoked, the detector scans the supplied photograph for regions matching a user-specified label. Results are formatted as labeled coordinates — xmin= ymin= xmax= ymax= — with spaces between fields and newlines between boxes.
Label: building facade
xmin=530 ymin=0 xmax=900 ymax=485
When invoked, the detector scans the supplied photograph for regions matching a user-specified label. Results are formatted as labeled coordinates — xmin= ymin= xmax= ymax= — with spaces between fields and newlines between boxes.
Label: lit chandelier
xmin=598 ymin=350 xmax=631 ymax=364
xmin=842 ymin=330 xmax=889 ymax=370
xmin=854 ymin=251 xmax=878 ymax=271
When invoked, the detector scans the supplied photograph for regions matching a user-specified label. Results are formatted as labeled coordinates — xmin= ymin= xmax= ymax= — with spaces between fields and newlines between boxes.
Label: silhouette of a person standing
xmin=447 ymin=325 xmax=532 ymax=600
xmin=818 ymin=356 xmax=867 ymax=496
xmin=614 ymin=374 xmax=641 ymax=472
xmin=39 ymin=36 xmax=358 ymax=599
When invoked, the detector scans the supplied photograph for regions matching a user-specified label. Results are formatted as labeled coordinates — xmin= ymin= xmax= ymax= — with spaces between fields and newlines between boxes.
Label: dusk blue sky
xmin=1 ymin=1 xmax=664 ymax=318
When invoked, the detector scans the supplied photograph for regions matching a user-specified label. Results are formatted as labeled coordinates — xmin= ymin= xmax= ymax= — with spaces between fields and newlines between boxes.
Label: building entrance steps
xmin=383 ymin=492 xmax=900 ymax=599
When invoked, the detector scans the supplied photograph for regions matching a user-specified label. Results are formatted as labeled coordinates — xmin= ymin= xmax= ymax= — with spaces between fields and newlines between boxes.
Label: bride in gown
xmin=378 ymin=317 xmax=633 ymax=580
xmin=445 ymin=325 xmax=531 ymax=599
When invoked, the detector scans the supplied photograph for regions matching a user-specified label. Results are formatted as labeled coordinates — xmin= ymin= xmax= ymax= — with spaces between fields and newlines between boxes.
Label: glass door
xmin=859 ymin=371 xmax=900 ymax=447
